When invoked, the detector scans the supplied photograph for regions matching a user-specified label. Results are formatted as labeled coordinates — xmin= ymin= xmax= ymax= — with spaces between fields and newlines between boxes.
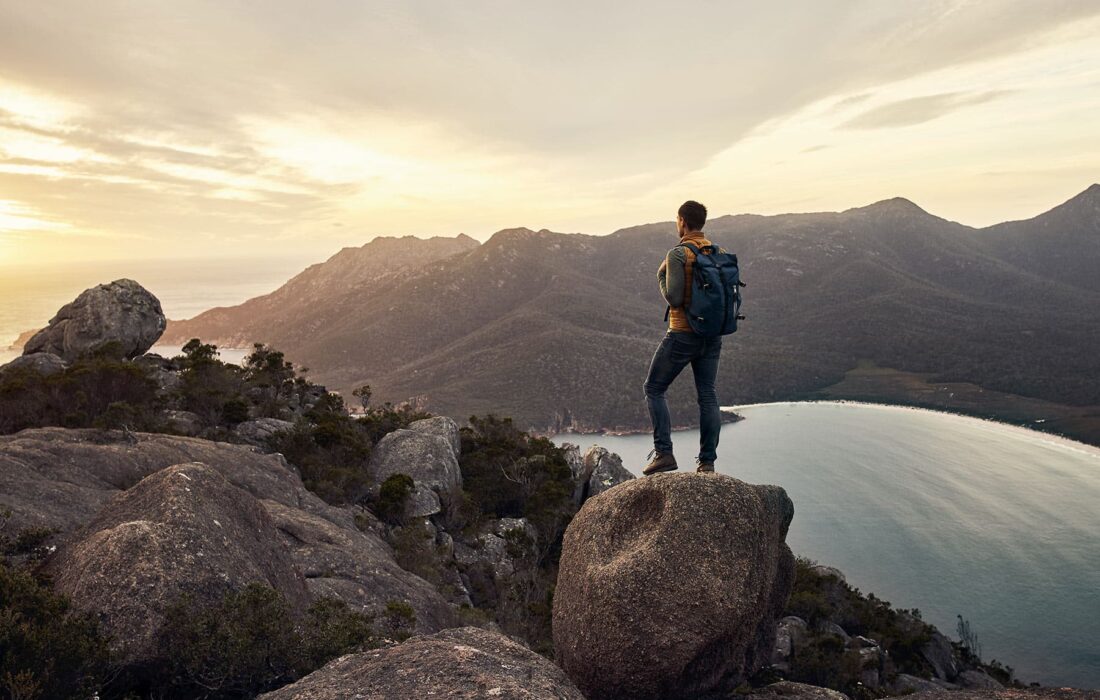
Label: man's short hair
xmin=678 ymin=200 xmax=707 ymax=231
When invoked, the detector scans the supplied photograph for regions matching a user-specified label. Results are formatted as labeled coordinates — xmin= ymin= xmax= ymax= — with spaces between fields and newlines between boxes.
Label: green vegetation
xmin=780 ymin=556 xmax=932 ymax=694
xmin=455 ymin=414 xmax=577 ymax=654
xmin=0 ymin=342 xmax=164 ymax=434
xmin=458 ymin=414 xmax=574 ymax=540
xmin=380 ymin=600 xmax=417 ymax=642
xmin=772 ymin=557 xmax=1019 ymax=696
xmin=390 ymin=520 xmax=443 ymax=587
xmin=153 ymin=583 xmax=376 ymax=699
xmin=0 ymin=562 xmax=110 ymax=700
xmin=267 ymin=394 xmax=372 ymax=505
xmin=375 ymin=473 xmax=415 ymax=525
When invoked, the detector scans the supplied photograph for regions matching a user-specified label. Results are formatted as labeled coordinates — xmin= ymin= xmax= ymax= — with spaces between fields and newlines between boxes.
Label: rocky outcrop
xmin=258 ymin=626 xmax=586 ymax=700
xmin=163 ymin=409 xmax=202 ymax=436
xmin=235 ymin=417 xmax=295 ymax=446
xmin=41 ymin=463 xmax=311 ymax=666
xmin=905 ymin=690 xmax=1100 ymax=700
xmin=566 ymin=444 xmax=635 ymax=505
xmin=0 ymin=427 xmax=331 ymax=535
xmin=921 ymin=629 xmax=961 ymax=681
xmin=553 ymin=472 xmax=796 ymax=700
xmin=581 ymin=445 xmax=634 ymax=499
xmin=369 ymin=427 xmax=462 ymax=522
xmin=370 ymin=428 xmax=461 ymax=492
xmin=0 ymin=352 xmax=67 ymax=377
xmin=407 ymin=415 xmax=462 ymax=456
xmin=22 ymin=278 xmax=166 ymax=361
xmin=958 ymin=669 xmax=1005 ymax=689
xmin=748 ymin=680 xmax=850 ymax=700
xmin=772 ymin=615 xmax=809 ymax=670
xmin=893 ymin=674 xmax=949 ymax=693
xmin=1 ymin=427 xmax=456 ymax=633
xmin=263 ymin=499 xmax=456 ymax=633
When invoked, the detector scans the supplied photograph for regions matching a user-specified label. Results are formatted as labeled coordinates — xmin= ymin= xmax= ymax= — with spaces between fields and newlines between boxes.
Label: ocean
xmin=0 ymin=256 xmax=308 ymax=364
xmin=553 ymin=402 xmax=1100 ymax=689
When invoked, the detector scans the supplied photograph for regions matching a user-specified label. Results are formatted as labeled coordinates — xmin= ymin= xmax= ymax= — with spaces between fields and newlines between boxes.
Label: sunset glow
xmin=1 ymin=1 xmax=1099 ymax=265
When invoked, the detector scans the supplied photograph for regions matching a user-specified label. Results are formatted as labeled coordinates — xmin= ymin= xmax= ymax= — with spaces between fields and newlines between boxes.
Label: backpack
xmin=663 ymin=242 xmax=746 ymax=336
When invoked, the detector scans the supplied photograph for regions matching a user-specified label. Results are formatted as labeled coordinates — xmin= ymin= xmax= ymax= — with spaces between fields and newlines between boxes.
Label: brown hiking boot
xmin=696 ymin=461 xmax=715 ymax=473
xmin=642 ymin=450 xmax=677 ymax=475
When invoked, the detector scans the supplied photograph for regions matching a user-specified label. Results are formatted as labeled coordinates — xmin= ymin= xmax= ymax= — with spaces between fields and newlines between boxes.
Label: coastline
xmin=767 ymin=397 xmax=1100 ymax=453
xmin=546 ymin=408 xmax=745 ymax=439
xmin=548 ymin=399 xmax=1100 ymax=454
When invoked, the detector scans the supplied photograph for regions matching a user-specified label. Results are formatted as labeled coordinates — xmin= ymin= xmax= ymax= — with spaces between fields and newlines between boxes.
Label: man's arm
xmin=658 ymin=247 xmax=687 ymax=307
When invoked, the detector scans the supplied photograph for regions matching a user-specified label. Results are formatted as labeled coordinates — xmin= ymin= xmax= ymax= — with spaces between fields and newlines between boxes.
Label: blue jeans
xmin=643 ymin=330 xmax=722 ymax=463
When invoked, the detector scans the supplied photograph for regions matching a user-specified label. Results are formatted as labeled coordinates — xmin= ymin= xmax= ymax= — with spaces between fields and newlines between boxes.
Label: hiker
xmin=642 ymin=200 xmax=726 ymax=475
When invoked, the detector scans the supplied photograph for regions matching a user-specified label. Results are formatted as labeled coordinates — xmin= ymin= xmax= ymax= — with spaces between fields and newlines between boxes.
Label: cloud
xmin=841 ymin=90 xmax=1013 ymax=129
xmin=0 ymin=1 xmax=1098 ymax=259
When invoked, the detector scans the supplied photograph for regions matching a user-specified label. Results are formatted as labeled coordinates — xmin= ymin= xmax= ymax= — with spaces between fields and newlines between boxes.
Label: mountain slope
xmin=162 ymin=187 xmax=1100 ymax=438
xmin=164 ymin=234 xmax=479 ymax=347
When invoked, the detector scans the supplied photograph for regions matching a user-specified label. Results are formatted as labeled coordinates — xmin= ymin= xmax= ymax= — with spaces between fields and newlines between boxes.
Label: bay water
xmin=554 ymin=401 xmax=1100 ymax=689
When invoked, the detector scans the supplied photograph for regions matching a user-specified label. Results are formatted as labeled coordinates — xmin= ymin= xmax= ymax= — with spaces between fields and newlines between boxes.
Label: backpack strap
xmin=677 ymin=242 xmax=720 ymax=257
xmin=677 ymin=242 xmax=702 ymax=256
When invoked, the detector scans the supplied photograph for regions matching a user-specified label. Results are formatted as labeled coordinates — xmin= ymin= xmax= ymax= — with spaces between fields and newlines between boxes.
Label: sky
xmin=1 ymin=0 xmax=1099 ymax=265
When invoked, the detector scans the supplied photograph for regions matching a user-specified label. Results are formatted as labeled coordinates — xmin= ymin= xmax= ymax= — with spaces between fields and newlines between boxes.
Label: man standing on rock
xmin=642 ymin=200 xmax=723 ymax=475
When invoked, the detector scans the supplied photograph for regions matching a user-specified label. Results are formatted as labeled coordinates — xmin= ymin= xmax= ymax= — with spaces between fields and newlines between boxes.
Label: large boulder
xmin=23 ymin=278 xmax=166 ymax=361
xmin=369 ymin=427 xmax=462 ymax=495
xmin=892 ymin=674 xmax=947 ymax=694
xmin=40 ymin=463 xmax=311 ymax=666
xmin=258 ymin=626 xmax=586 ymax=700
xmin=407 ymin=415 xmax=462 ymax=457
xmin=553 ymin=472 xmax=796 ymax=700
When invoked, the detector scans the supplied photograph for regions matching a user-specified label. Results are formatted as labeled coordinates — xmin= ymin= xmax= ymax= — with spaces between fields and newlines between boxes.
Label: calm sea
xmin=0 ymin=256 xmax=310 ymax=364
xmin=554 ymin=402 xmax=1100 ymax=689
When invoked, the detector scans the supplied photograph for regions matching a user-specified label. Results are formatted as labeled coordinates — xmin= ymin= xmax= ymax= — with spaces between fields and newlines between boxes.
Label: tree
xmin=352 ymin=385 xmax=373 ymax=411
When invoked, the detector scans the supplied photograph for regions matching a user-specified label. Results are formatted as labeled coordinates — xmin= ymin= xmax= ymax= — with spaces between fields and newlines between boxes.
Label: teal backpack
xmin=663 ymin=242 xmax=746 ymax=336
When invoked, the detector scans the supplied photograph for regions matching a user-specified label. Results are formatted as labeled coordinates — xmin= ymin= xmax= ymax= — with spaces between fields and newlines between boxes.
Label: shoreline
xmin=548 ymin=409 xmax=745 ymax=439
xmin=550 ymin=399 xmax=1100 ymax=454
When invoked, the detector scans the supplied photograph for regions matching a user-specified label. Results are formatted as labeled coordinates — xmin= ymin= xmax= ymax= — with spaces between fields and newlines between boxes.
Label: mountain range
xmin=162 ymin=185 xmax=1100 ymax=441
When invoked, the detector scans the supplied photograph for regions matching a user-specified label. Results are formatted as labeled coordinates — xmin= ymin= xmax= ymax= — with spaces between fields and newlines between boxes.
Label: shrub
xmin=357 ymin=403 xmax=430 ymax=444
xmin=158 ymin=583 xmax=301 ymax=697
xmin=268 ymin=404 xmax=373 ymax=506
xmin=390 ymin=521 xmax=443 ymax=586
xmin=0 ymin=561 xmax=110 ymax=700
xmin=156 ymin=583 xmax=376 ymax=699
xmin=0 ymin=355 xmax=163 ymax=435
xmin=375 ymin=474 xmax=415 ymax=525
xmin=380 ymin=600 xmax=417 ymax=641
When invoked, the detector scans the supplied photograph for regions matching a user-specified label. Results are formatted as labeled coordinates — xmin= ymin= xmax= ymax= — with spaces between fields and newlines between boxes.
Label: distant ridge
xmin=161 ymin=187 xmax=1100 ymax=439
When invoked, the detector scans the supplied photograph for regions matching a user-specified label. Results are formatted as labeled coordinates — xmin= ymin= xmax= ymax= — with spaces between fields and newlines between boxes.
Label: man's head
xmin=676 ymin=200 xmax=707 ymax=237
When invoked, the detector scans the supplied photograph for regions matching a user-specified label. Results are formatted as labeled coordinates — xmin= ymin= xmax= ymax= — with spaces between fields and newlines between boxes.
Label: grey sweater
xmin=657 ymin=247 xmax=688 ymax=308
xmin=658 ymin=240 xmax=727 ymax=309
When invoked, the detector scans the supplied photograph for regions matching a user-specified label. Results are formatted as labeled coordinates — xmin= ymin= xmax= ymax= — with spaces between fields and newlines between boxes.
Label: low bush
xmin=0 ymin=560 xmax=110 ymax=700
